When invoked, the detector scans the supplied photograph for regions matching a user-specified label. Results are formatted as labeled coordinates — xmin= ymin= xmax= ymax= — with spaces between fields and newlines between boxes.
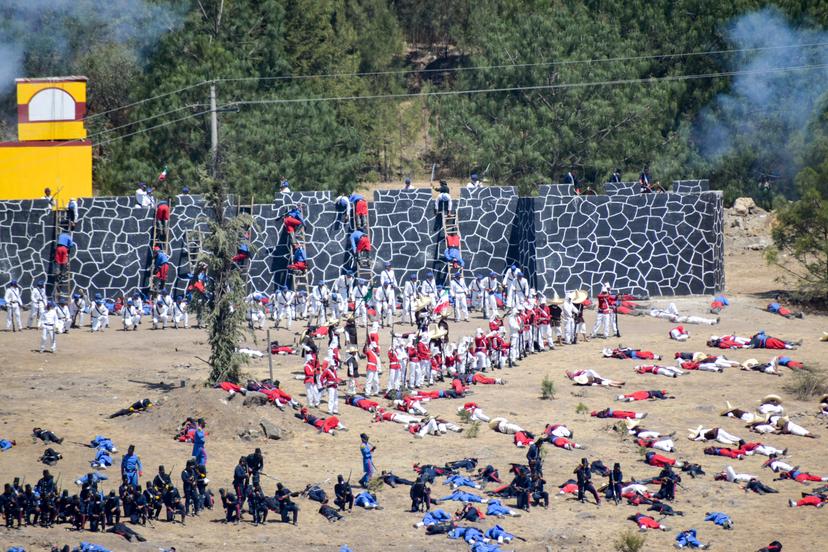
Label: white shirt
xmin=56 ymin=305 xmax=70 ymax=322
xmin=351 ymin=284 xmax=368 ymax=301
xmin=41 ymin=309 xmax=58 ymax=327
xmin=31 ymin=286 xmax=47 ymax=306
xmin=380 ymin=269 xmax=397 ymax=288
xmin=4 ymin=286 xmax=21 ymax=304
xmin=450 ymin=279 xmax=468 ymax=297
xmin=135 ymin=188 xmax=147 ymax=206
xmin=403 ymin=280 xmax=418 ymax=297
xmin=419 ymin=279 xmax=437 ymax=298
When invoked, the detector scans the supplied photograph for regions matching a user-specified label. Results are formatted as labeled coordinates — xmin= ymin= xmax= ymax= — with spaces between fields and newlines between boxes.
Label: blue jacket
xmin=486 ymin=499 xmax=511 ymax=516
xmin=485 ymin=525 xmax=514 ymax=541
xmin=349 ymin=193 xmax=364 ymax=203
xmin=287 ymin=208 xmax=305 ymax=224
xmin=448 ymin=526 xmax=484 ymax=544
xmin=192 ymin=428 xmax=205 ymax=455
xmin=121 ymin=453 xmax=142 ymax=475
xmin=704 ymin=511 xmax=732 ymax=527
xmin=57 ymin=233 xmax=75 ymax=248
xmin=294 ymin=248 xmax=306 ymax=262
xmin=675 ymin=529 xmax=702 ymax=548
xmin=421 ymin=509 xmax=450 ymax=525
xmin=155 ymin=251 xmax=170 ymax=265
xmin=350 ymin=230 xmax=365 ymax=253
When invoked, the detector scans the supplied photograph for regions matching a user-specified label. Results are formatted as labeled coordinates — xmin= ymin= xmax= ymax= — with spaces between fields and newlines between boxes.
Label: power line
xmin=0 ymin=59 xmax=823 ymax=176
xmin=84 ymin=82 xmax=212 ymax=121
xmin=221 ymin=40 xmax=828 ymax=84
xmin=82 ymin=60 xmax=828 ymax=149
xmin=81 ymin=41 xmax=828 ymax=122
xmin=227 ymin=62 xmax=828 ymax=108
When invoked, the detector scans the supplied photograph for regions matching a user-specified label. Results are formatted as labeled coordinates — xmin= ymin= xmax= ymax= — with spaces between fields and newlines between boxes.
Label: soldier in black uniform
xmin=334 ymin=474 xmax=354 ymax=511
xmin=574 ymin=457 xmax=601 ymax=505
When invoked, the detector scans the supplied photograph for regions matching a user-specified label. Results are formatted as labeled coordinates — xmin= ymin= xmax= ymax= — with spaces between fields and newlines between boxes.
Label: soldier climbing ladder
xmin=148 ymin=198 xmax=172 ymax=292
xmin=50 ymin=200 xmax=77 ymax=303
xmin=283 ymin=203 xmax=311 ymax=296
xmin=236 ymin=196 xmax=255 ymax=290
xmin=185 ymin=228 xmax=204 ymax=275
xmin=437 ymin=208 xmax=463 ymax=286
xmin=354 ymin=199 xmax=373 ymax=283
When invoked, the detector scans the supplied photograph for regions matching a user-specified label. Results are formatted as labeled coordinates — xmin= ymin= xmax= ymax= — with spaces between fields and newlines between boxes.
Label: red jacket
xmin=320 ymin=366 xmax=339 ymax=388
xmin=417 ymin=342 xmax=430 ymax=361
xmin=388 ymin=350 xmax=401 ymax=370
xmin=365 ymin=349 xmax=379 ymax=371
xmin=303 ymin=362 xmax=317 ymax=384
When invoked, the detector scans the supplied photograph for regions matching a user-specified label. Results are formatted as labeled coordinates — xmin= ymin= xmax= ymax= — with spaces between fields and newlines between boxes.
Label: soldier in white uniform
xmin=28 ymin=279 xmax=47 ymax=329
xmin=153 ymin=295 xmax=170 ymax=330
xmin=469 ymin=274 xmax=484 ymax=313
xmin=4 ymin=279 xmax=23 ymax=331
xmin=122 ymin=298 xmax=139 ymax=331
xmin=373 ymin=281 xmax=392 ymax=327
xmin=90 ymin=294 xmax=110 ymax=332
xmin=449 ymin=272 xmax=470 ymax=322
xmin=245 ymin=293 xmax=265 ymax=330
xmin=419 ymin=271 xmax=438 ymax=305
xmin=55 ymin=299 xmax=71 ymax=333
xmin=173 ymin=295 xmax=189 ymax=329
xmin=39 ymin=301 xmax=58 ymax=353
xmin=350 ymin=278 xmax=369 ymax=327
xmin=272 ymin=285 xmax=295 ymax=329
xmin=310 ymin=282 xmax=332 ymax=326
xmin=71 ymin=291 xmax=88 ymax=329
xmin=482 ymin=271 xmax=500 ymax=320
xmin=402 ymin=274 xmax=418 ymax=324
xmin=333 ymin=271 xmax=352 ymax=319
xmin=502 ymin=265 xmax=519 ymax=308
xmin=379 ymin=261 xmax=398 ymax=320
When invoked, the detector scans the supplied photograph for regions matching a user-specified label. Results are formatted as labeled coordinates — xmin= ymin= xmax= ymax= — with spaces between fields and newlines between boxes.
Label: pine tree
xmin=199 ymin=167 xmax=255 ymax=384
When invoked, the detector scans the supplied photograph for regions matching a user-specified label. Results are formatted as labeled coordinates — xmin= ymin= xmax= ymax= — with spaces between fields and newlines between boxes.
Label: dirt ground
xmin=1 ymin=250 xmax=827 ymax=552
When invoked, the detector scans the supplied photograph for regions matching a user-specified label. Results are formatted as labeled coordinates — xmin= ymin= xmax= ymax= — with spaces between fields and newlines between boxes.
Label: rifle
xmin=613 ymin=296 xmax=621 ymax=338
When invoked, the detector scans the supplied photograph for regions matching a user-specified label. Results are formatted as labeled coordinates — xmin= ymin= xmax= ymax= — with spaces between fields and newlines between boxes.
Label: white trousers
xmin=5 ymin=304 xmax=22 ymax=330
xmin=91 ymin=315 xmax=108 ymax=332
xmin=305 ymin=383 xmax=320 ymax=407
xmin=592 ymin=312 xmax=612 ymax=337
xmin=275 ymin=305 xmax=294 ymax=329
xmin=327 ymin=387 xmax=339 ymax=414
xmin=174 ymin=312 xmax=189 ymax=328
xmin=364 ymin=371 xmax=380 ymax=396
xmin=454 ymin=294 xmax=469 ymax=321
xmin=40 ymin=326 xmax=56 ymax=352
xmin=386 ymin=368 xmax=401 ymax=391
xmin=29 ymin=304 xmax=44 ymax=328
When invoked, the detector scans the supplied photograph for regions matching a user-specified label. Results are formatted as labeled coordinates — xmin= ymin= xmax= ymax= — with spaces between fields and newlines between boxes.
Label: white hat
xmin=572 ymin=373 xmax=590 ymax=385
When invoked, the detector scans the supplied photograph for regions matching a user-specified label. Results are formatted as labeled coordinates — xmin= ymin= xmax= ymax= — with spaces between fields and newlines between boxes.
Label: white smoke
xmin=0 ymin=0 xmax=184 ymax=91
xmin=694 ymin=8 xmax=828 ymax=163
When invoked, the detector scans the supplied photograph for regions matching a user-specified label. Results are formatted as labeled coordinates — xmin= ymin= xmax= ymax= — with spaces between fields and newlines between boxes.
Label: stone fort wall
xmin=0 ymin=181 xmax=723 ymax=301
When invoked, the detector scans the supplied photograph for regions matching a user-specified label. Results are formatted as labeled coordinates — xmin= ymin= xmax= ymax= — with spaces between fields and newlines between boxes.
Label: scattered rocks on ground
xmin=732 ymin=196 xmax=757 ymax=216
xmin=243 ymin=391 xmax=269 ymax=407
xmin=260 ymin=419 xmax=283 ymax=440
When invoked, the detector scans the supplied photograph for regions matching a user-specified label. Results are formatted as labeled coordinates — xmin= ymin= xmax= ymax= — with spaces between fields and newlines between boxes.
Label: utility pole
xmin=210 ymin=84 xmax=218 ymax=177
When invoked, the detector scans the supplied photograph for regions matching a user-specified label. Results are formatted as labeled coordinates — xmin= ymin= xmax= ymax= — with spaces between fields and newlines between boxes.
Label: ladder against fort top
xmin=149 ymin=199 xmax=173 ymax=292
xmin=236 ymin=196 xmax=255 ymax=289
xmin=439 ymin=210 xmax=463 ymax=283
xmin=51 ymin=207 xmax=74 ymax=302
xmin=355 ymin=203 xmax=373 ymax=283
xmin=286 ymin=203 xmax=311 ymax=296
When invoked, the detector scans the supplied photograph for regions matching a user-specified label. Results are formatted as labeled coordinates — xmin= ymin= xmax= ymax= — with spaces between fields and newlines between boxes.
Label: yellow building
xmin=0 ymin=76 xmax=92 ymax=207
